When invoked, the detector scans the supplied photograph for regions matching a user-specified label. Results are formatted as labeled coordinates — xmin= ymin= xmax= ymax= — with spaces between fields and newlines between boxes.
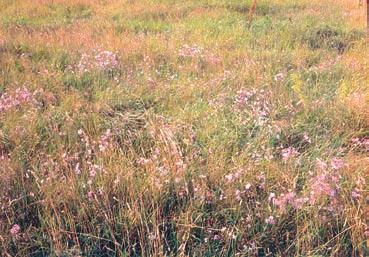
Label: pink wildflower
xmin=272 ymin=191 xmax=308 ymax=210
xmin=290 ymin=197 xmax=309 ymax=209
xmin=281 ymin=147 xmax=300 ymax=161
xmin=95 ymin=51 xmax=119 ymax=71
xmin=268 ymin=192 xmax=275 ymax=203
xmin=351 ymin=188 xmax=360 ymax=199
xmin=274 ymin=72 xmax=285 ymax=82
xmin=213 ymin=234 xmax=221 ymax=240
xmin=309 ymin=169 xmax=340 ymax=205
xmin=330 ymin=158 xmax=346 ymax=170
xmin=235 ymin=189 xmax=242 ymax=201
xmin=74 ymin=163 xmax=81 ymax=175
xmin=351 ymin=137 xmax=369 ymax=151
xmin=224 ymin=170 xmax=242 ymax=183
xmin=234 ymin=89 xmax=271 ymax=125
xmin=365 ymin=229 xmax=369 ymax=237
xmin=179 ymin=44 xmax=204 ymax=58
xmin=178 ymin=44 xmax=221 ymax=64
xmin=89 ymin=167 xmax=97 ymax=177
xmin=87 ymin=191 xmax=94 ymax=200
xmin=235 ymin=89 xmax=254 ymax=107
xmin=0 ymin=87 xmax=33 ymax=113
xmin=77 ymin=49 xmax=119 ymax=74
xmin=10 ymin=224 xmax=21 ymax=235
xmin=303 ymin=133 xmax=311 ymax=143
xmin=265 ymin=216 xmax=275 ymax=225
xmin=99 ymin=129 xmax=112 ymax=152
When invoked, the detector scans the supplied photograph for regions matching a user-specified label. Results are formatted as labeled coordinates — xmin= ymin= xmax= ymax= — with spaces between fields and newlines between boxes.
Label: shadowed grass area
xmin=0 ymin=0 xmax=368 ymax=256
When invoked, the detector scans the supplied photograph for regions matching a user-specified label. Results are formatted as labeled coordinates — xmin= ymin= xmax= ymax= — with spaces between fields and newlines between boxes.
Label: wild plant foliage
xmin=0 ymin=0 xmax=368 ymax=256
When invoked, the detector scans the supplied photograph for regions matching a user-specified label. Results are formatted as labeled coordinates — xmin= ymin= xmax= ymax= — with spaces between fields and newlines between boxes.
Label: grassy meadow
xmin=0 ymin=0 xmax=368 ymax=256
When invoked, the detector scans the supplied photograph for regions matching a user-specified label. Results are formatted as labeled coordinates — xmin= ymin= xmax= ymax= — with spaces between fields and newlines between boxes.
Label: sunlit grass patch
xmin=0 ymin=0 xmax=368 ymax=256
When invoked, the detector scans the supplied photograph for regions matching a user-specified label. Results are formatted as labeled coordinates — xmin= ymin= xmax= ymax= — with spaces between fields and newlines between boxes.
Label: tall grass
xmin=0 ymin=0 xmax=368 ymax=256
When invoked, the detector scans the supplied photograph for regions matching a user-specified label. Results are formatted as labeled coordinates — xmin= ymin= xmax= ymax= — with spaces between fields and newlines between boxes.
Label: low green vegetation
xmin=0 ymin=0 xmax=368 ymax=256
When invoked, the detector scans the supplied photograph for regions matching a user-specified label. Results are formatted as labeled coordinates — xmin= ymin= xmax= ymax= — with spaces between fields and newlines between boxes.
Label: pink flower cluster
xmin=98 ymin=129 xmax=112 ymax=152
xmin=309 ymin=158 xmax=344 ymax=206
xmin=179 ymin=44 xmax=204 ymax=58
xmin=233 ymin=183 xmax=253 ymax=201
xmin=350 ymin=137 xmax=369 ymax=152
xmin=0 ymin=87 xmax=33 ymax=113
xmin=351 ymin=176 xmax=364 ymax=200
xmin=270 ymin=158 xmax=347 ymax=212
xmin=87 ymin=190 xmax=94 ymax=201
xmin=77 ymin=49 xmax=119 ymax=74
xmin=351 ymin=188 xmax=360 ymax=199
xmin=179 ymin=44 xmax=221 ymax=65
xmin=265 ymin=215 xmax=275 ymax=225
xmin=309 ymin=170 xmax=340 ymax=205
xmin=77 ymin=128 xmax=108 ymax=178
xmin=274 ymin=72 xmax=285 ymax=82
xmin=281 ymin=147 xmax=300 ymax=161
xmin=224 ymin=169 xmax=243 ymax=183
xmin=10 ymin=224 xmax=21 ymax=235
xmin=235 ymin=89 xmax=255 ymax=107
xmin=88 ymin=164 xmax=102 ymax=178
xmin=270 ymin=191 xmax=308 ymax=210
xmin=235 ymin=89 xmax=271 ymax=126
xmin=330 ymin=157 xmax=346 ymax=170
xmin=95 ymin=50 xmax=119 ymax=71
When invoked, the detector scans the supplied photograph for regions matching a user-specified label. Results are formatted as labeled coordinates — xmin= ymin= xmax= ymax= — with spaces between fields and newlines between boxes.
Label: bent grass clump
xmin=0 ymin=0 xmax=368 ymax=256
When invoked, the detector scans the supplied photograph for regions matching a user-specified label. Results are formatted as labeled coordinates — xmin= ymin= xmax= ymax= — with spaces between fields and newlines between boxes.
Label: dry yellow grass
xmin=0 ymin=0 xmax=368 ymax=256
